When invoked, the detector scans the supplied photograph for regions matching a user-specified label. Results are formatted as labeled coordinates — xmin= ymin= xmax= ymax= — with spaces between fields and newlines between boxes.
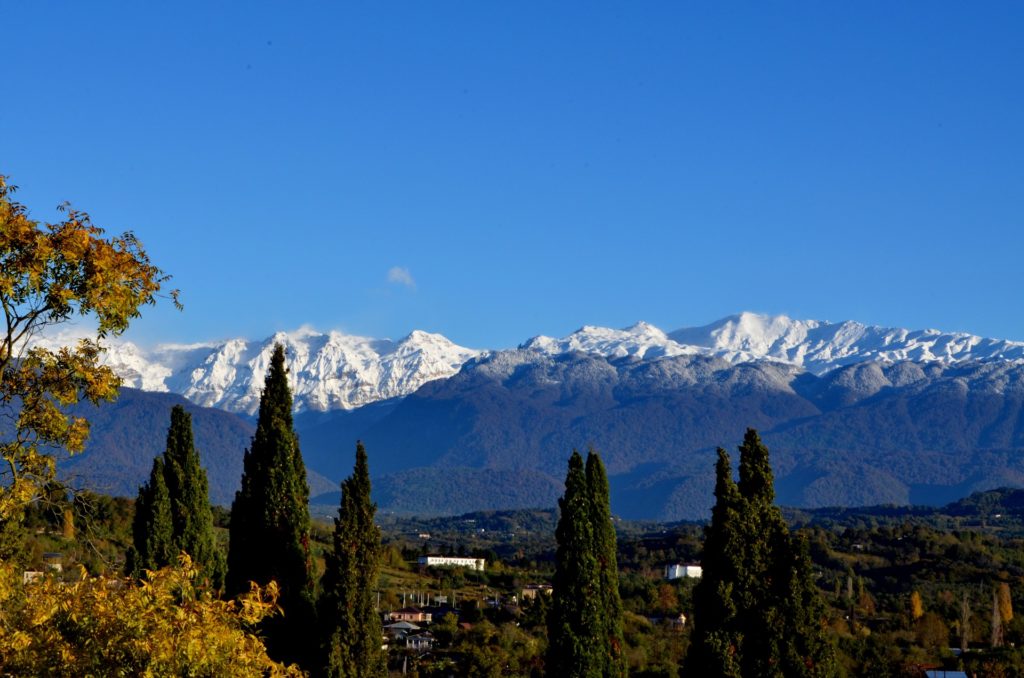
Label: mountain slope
xmin=294 ymin=352 xmax=1024 ymax=520
xmin=58 ymin=389 xmax=334 ymax=505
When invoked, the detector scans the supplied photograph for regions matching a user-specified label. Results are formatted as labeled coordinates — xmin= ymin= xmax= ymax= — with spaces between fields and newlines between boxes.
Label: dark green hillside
xmin=315 ymin=467 xmax=564 ymax=516
xmin=295 ymin=354 xmax=1024 ymax=520
xmin=58 ymin=388 xmax=334 ymax=504
xmin=62 ymin=355 xmax=1024 ymax=520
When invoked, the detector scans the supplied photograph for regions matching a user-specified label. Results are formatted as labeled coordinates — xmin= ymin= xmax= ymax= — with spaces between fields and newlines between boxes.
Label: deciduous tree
xmin=911 ymin=590 xmax=924 ymax=621
xmin=0 ymin=555 xmax=300 ymax=676
xmin=0 ymin=175 xmax=175 ymax=524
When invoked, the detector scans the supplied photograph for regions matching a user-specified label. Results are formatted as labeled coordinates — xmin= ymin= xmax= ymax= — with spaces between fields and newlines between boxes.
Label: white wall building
xmin=418 ymin=555 xmax=486 ymax=571
xmin=664 ymin=563 xmax=702 ymax=580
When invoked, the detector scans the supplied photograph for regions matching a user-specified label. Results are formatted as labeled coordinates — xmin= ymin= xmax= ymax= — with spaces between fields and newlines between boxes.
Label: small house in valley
xmin=664 ymin=563 xmax=702 ymax=580
xmin=389 ymin=607 xmax=433 ymax=623
xmin=418 ymin=555 xmax=486 ymax=571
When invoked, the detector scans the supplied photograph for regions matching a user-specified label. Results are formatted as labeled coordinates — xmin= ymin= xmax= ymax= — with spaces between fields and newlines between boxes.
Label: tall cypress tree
xmin=585 ymin=450 xmax=626 ymax=678
xmin=685 ymin=448 xmax=745 ymax=678
xmin=162 ymin=405 xmax=225 ymax=587
xmin=686 ymin=429 xmax=837 ymax=677
xmin=320 ymin=441 xmax=386 ymax=678
xmin=227 ymin=343 xmax=315 ymax=667
xmin=127 ymin=406 xmax=223 ymax=585
xmin=547 ymin=450 xmax=602 ymax=677
xmin=127 ymin=456 xmax=174 ymax=576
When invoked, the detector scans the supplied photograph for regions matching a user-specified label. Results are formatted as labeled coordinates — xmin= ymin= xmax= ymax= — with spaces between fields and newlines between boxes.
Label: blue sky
xmin=3 ymin=3 xmax=1023 ymax=348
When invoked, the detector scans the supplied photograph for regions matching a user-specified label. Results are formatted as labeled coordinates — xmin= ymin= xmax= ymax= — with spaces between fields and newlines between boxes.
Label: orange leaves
xmin=0 ymin=173 xmax=177 ymax=521
xmin=0 ymin=557 xmax=303 ymax=676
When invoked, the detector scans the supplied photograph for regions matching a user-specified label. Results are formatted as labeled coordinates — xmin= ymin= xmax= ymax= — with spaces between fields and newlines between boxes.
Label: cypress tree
xmin=127 ymin=407 xmax=224 ymax=585
xmin=776 ymin=535 xmax=839 ymax=676
xmin=686 ymin=448 xmax=745 ymax=677
xmin=127 ymin=457 xmax=174 ymax=576
xmin=585 ymin=450 xmax=626 ymax=678
xmin=547 ymin=450 xmax=602 ymax=677
xmin=320 ymin=441 xmax=386 ymax=678
xmin=227 ymin=343 xmax=316 ymax=666
xmin=685 ymin=429 xmax=837 ymax=677
xmin=162 ymin=405 xmax=225 ymax=587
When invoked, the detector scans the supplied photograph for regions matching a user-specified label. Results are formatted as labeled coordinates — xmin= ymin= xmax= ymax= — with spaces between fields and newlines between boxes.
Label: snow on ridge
xmin=520 ymin=321 xmax=703 ymax=361
xmin=670 ymin=312 xmax=1024 ymax=374
xmin=30 ymin=313 xmax=1024 ymax=414
xmin=48 ymin=327 xmax=482 ymax=415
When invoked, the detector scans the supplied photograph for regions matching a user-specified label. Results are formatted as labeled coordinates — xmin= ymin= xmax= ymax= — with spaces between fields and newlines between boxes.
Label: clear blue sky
xmin=4 ymin=3 xmax=1022 ymax=348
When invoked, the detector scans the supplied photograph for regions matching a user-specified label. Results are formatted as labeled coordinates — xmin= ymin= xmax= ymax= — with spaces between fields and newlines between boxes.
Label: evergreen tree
xmin=685 ymin=448 xmax=744 ymax=678
xmin=127 ymin=406 xmax=224 ymax=586
xmin=585 ymin=451 xmax=626 ymax=678
xmin=227 ymin=343 xmax=316 ymax=667
xmin=127 ymin=457 xmax=174 ymax=576
xmin=685 ymin=429 xmax=837 ymax=677
xmin=162 ymin=405 xmax=225 ymax=587
xmin=320 ymin=441 xmax=386 ymax=678
xmin=547 ymin=450 xmax=602 ymax=677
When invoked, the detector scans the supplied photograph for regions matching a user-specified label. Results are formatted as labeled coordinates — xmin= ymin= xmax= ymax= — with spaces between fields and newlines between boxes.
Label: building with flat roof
xmin=664 ymin=563 xmax=702 ymax=580
xmin=418 ymin=555 xmax=485 ymax=571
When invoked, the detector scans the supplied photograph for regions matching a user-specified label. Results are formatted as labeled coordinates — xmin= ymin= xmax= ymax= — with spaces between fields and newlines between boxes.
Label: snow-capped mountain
xmin=79 ymin=329 xmax=480 ymax=415
xmin=521 ymin=321 xmax=702 ymax=361
xmin=521 ymin=312 xmax=1024 ymax=374
xmin=669 ymin=312 xmax=1024 ymax=373
xmin=36 ymin=313 xmax=1024 ymax=415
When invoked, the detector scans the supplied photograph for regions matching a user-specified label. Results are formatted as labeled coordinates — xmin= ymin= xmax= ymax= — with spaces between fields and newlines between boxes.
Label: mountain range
xmin=73 ymin=312 xmax=1024 ymax=415
xmin=49 ymin=313 xmax=1024 ymax=519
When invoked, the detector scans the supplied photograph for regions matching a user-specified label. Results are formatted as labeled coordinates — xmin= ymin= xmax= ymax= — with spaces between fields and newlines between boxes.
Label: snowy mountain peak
xmin=522 ymin=321 xmax=699 ymax=361
xmin=91 ymin=328 xmax=480 ymax=415
xmin=36 ymin=313 xmax=1024 ymax=415
xmin=670 ymin=312 xmax=1024 ymax=373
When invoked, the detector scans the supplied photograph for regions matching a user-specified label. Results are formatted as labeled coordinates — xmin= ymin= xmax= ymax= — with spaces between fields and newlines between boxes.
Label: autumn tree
xmin=0 ymin=555 xmax=301 ymax=676
xmin=227 ymin=343 xmax=316 ymax=667
xmin=911 ymin=590 xmax=924 ymax=621
xmin=319 ymin=441 xmax=386 ymax=678
xmin=0 ymin=175 xmax=175 ymax=526
xmin=998 ymin=582 xmax=1013 ymax=625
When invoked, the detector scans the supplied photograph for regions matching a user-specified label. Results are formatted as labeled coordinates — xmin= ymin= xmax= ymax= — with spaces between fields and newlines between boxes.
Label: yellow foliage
xmin=0 ymin=174 xmax=178 ymax=522
xmin=998 ymin=581 xmax=1013 ymax=623
xmin=910 ymin=590 xmax=924 ymax=621
xmin=0 ymin=555 xmax=304 ymax=676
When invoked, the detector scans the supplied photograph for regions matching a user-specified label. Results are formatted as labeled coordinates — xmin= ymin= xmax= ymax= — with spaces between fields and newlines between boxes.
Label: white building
xmin=418 ymin=555 xmax=486 ymax=571
xmin=664 ymin=563 xmax=702 ymax=580
xmin=406 ymin=631 xmax=435 ymax=652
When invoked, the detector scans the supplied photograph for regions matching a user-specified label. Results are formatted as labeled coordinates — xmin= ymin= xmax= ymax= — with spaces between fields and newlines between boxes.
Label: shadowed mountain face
xmin=297 ymin=352 xmax=1024 ymax=520
xmin=54 ymin=390 xmax=335 ymax=505
xmin=53 ymin=353 xmax=1024 ymax=520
